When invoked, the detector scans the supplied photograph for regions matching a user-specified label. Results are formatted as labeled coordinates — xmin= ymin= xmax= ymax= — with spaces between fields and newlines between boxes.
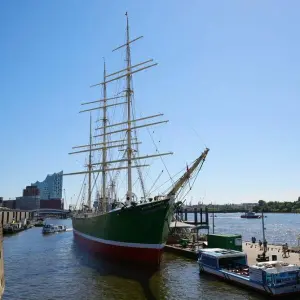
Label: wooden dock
xmin=0 ymin=210 xmax=34 ymax=226
xmin=177 ymin=207 xmax=210 ymax=230
xmin=164 ymin=243 xmax=203 ymax=259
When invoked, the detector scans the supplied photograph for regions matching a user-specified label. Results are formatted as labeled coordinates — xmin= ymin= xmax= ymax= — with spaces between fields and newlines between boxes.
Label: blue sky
xmin=1 ymin=0 xmax=300 ymax=205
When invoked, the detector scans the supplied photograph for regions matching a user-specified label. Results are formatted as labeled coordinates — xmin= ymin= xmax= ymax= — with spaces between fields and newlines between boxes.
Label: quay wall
xmin=0 ymin=224 xmax=4 ymax=298
xmin=0 ymin=211 xmax=34 ymax=226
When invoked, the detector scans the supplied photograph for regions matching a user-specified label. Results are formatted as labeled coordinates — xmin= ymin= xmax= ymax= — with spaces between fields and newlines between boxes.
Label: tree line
xmin=253 ymin=199 xmax=300 ymax=213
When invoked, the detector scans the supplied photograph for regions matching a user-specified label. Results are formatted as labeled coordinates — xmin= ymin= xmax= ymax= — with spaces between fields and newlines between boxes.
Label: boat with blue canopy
xmin=198 ymin=248 xmax=300 ymax=297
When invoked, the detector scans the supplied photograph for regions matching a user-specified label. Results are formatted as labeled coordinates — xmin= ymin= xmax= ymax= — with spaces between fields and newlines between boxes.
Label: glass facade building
xmin=31 ymin=171 xmax=63 ymax=200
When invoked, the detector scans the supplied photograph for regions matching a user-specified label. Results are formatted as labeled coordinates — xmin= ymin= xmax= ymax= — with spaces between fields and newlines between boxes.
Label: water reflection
xmin=71 ymin=242 xmax=159 ymax=300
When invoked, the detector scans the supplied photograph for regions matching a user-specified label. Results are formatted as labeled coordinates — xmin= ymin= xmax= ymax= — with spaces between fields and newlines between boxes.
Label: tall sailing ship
xmin=64 ymin=13 xmax=209 ymax=265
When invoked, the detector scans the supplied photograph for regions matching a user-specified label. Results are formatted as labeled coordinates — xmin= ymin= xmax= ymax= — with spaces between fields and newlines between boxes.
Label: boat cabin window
xmin=201 ymin=255 xmax=218 ymax=268
xmin=271 ymin=272 xmax=298 ymax=286
xmin=219 ymin=256 xmax=247 ymax=269
xmin=265 ymin=273 xmax=272 ymax=285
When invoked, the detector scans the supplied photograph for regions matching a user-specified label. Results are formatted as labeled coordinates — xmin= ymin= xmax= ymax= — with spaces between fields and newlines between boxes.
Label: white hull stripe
xmin=73 ymin=229 xmax=165 ymax=250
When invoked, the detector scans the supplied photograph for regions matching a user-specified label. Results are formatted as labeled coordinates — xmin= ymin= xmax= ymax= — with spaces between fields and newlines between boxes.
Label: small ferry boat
xmin=198 ymin=248 xmax=300 ymax=297
xmin=42 ymin=224 xmax=58 ymax=234
xmin=57 ymin=225 xmax=67 ymax=232
xmin=241 ymin=211 xmax=261 ymax=219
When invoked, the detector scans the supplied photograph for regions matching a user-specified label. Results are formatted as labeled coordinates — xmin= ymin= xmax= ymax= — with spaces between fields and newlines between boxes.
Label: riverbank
xmin=183 ymin=209 xmax=300 ymax=214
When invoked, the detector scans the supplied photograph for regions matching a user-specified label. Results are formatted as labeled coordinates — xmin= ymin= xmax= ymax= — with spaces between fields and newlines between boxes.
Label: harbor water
xmin=199 ymin=212 xmax=300 ymax=246
xmin=3 ymin=214 xmax=300 ymax=299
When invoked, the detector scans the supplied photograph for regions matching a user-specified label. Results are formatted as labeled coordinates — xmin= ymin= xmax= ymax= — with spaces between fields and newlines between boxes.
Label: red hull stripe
xmin=73 ymin=230 xmax=163 ymax=264
xmin=73 ymin=229 xmax=165 ymax=249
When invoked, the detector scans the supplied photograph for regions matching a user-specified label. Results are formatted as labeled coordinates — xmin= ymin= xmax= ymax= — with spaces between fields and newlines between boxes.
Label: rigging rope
xmin=151 ymin=165 xmax=186 ymax=195
xmin=175 ymin=159 xmax=205 ymax=202
xmin=147 ymin=170 xmax=164 ymax=197
xmin=75 ymin=173 xmax=87 ymax=210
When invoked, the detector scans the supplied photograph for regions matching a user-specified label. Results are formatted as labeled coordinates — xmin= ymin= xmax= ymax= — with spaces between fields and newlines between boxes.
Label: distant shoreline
xmin=182 ymin=210 xmax=300 ymax=214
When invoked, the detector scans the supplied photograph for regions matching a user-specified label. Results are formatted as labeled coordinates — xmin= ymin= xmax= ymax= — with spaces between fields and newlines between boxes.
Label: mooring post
xmin=205 ymin=206 xmax=209 ymax=224
xmin=184 ymin=208 xmax=187 ymax=221
xmin=205 ymin=206 xmax=209 ymax=234
xmin=212 ymin=204 xmax=215 ymax=234
xmin=194 ymin=207 xmax=198 ymax=224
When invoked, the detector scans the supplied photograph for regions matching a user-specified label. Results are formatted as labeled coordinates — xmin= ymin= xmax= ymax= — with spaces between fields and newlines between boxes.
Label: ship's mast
xmin=125 ymin=12 xmax=133 ymax=202
xmin=65 ymin=13 xmax=173 ymax=207
xmin=102 ymin=60 xmax=107 ymax=212
xmin=110 ymin=180 xmax=116 ymax=201
xmin=87 ymin=113 xmax=92 ymax=209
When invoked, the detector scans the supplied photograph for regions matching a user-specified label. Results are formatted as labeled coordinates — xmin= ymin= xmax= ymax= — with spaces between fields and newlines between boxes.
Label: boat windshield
xmin=219 ymin=256 xmax=247 ymax=269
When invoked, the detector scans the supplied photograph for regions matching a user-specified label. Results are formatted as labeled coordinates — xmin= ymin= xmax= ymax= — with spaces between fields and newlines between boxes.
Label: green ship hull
xmin=72 ymin=197 xmax=174 ymax=265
